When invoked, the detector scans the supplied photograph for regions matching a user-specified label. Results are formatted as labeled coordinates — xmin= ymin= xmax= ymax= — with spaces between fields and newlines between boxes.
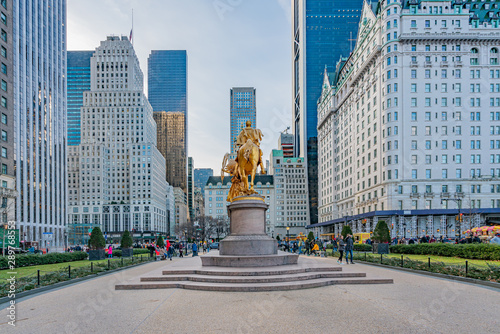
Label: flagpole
xmin=132 ymin=8 xmax=134 ymax=46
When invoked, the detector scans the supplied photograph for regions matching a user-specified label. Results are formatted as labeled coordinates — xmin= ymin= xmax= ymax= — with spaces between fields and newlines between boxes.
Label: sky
xmin=67 ymin=0 xmax=293 ymax=173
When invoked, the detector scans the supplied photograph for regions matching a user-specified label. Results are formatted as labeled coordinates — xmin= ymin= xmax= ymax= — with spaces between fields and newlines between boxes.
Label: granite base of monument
xmin=201 ymin=196 xmax=298 ymax=267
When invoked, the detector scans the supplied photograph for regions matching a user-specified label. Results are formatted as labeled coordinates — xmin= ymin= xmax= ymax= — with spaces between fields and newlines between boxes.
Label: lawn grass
xmin=0 ymin=253 xmax=153 ymax=280
xmin=381 ymin=253 xmax=500 ymax=268
xmin=325 ymin=250 xmax=500 ymax=268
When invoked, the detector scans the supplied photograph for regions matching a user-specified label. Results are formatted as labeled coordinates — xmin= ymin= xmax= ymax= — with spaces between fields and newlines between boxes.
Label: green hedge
xmin=354 ymin=244 xmax=373 ymax=252
xmin=354 ymin=253 xmax=500 ymax=283
xmin=0 ymin=252 xmax=88 ymax=269
xmin=389 ymin=243 xmax=500 ymax=261
xmin=111 ymin=248 xmax=150 ymax=257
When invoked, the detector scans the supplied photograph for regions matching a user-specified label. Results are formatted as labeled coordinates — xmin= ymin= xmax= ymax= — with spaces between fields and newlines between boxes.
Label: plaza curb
xmin=354 ymin=260 xmax=500 ymax=290
xmin=0 ymin=258 xmax=157 ymax=305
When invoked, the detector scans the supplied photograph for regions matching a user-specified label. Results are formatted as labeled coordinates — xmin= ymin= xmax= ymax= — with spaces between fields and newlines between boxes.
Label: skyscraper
xmin=187 ymin=157 xmax=194 ymax=220
xmin=194 ymin=168 xmax=213 ymax=189
xmin=148 ymin=50 xmax=187 ymax=113
xmin=153 ymin=111 xmax=187 ymax=191
xmin=14 ymin=0 xmax=68 ymax=247
xmin=67 ymin=51 xmax=93 ymax=146
xmin=0 ymin=0 xmax=16 ymax=227
xmin=230 ymin=87 xmax=256 ymax=155
xmin=292 ymin=0 xmax=363 ymax=225
xmin=68 ymin=36 xmax=168 ymax=241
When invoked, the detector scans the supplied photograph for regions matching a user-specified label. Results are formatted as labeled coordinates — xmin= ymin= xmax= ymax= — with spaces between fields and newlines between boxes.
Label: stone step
xmin=161 ymin=266 xmax=342 ymax=276
xmin=141 ymin=272 xmax=367 ymax=284
xmin=116 ymin=277 xmax=394 ymax=292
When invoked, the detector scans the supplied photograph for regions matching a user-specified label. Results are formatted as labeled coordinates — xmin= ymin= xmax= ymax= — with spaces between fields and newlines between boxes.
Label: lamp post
xmin=286 ymin=226 xmax=290 ymax=252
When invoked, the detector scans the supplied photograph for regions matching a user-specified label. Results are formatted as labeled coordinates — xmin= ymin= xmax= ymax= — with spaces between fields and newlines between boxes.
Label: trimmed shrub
xmin=341 ymin=225 xmax=353 ymax=239
xmin=372 ymin=220 xmax=391 ymax=243
xmin=307 ymin=232 xmax=314 ymax=241
xmin=89 ymin=227 xmax=106 ymax=250
xmin=389 ymin=243 xmax=500 ymax=261
xmin=156 ymin=236 xmax=165 ymax=248
xmin=0 ymin=252 xmax=88 ymax=269
xmin=120 ymin=230 xmax=133 ymax=249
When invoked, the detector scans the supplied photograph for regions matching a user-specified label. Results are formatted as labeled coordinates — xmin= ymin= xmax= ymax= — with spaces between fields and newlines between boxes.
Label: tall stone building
xmin=153 ymin=111 xmax=187 ymax=191
xmin=187 ymin=157 xmax=194 ymax=220
xmin=314 ymin=0 xmax=500 ymax=239
xmin=14 ymin=0 xmax=67 ymax=247
xmin=0 ymin=0 xmax=16 ymax=227
xmin=269 ymin=150 xmax=309 ymax=239
xmin=68 ymin=36 xmax=168 ymax=241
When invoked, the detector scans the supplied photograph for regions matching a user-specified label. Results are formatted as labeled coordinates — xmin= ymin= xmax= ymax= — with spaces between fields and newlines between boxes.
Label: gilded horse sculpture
xmin=221 ymin=121 xmax=266 ymax=202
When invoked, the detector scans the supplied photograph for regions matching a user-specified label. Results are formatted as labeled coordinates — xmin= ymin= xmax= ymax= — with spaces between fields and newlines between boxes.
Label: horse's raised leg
xmin=240 ymin=166 xmax=249 ymax=193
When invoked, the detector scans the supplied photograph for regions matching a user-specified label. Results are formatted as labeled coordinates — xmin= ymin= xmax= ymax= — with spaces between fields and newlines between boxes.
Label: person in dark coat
xmin=345 ymin=234 xmax=354 ymax=264
xmin=337 ymin=236 xmax=345 ymax=265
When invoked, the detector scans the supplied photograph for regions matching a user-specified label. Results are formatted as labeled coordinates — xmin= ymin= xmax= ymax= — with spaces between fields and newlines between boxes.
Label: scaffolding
xmin=68 ymin=223 xmax=100 ymax=247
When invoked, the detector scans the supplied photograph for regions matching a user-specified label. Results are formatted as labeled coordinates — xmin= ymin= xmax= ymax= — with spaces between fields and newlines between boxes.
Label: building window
xmin=0 ymin=29 xmax=6 ymax=42
xmin=1 ymin=130 xmax=6 ymax=141
xmin=1 ymin=63 xmax=6 ymax=75
xmin=0 ymin=96 xmax=5 ymax=108
xmin=1 ymin=113 xmax=5 ymax=124
xmin=1 ymin=164 xmax=6 ymax=174
xmin=1 ymin=80 xmax=6 ymax=91
xmin=0 ymin=46 xmax=5 ymax=58
xmin=0 ymin=13 xmax=5 ymax=25
xmin=1 ymin=147 xmax=6 ymax=158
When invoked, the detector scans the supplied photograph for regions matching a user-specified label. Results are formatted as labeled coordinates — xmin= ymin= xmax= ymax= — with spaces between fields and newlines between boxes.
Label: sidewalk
xmin=1 ymin=255 xmax=498 ymax=334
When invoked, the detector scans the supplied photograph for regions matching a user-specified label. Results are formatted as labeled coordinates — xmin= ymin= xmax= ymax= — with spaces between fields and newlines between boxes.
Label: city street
xmin=1 ymin=256 xmax=498 ymax=333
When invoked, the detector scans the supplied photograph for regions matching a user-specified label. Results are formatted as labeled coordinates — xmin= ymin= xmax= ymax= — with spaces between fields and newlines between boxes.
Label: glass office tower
xmin=292 ymin=0 xmax=363 ymax=225
xmin=67 ymin=51 xmax=93 ymax=146
xmin=148 ymin=50 xmax=187 ymax=113
xmin=230 ymin=87 xmax=256 ymax=156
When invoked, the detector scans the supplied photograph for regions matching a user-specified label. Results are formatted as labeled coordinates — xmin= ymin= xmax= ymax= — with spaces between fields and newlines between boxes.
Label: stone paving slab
xmin=1 ymin=255 xmax=498 ymax=333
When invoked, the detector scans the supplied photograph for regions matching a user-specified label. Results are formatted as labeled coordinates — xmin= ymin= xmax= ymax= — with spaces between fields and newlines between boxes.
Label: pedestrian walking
xmin=345 ymin=234 xmax=354 ymax=264
xmin=108 ymin=245 xmax=113 ymax=259
xmin=337 ymin=235 xmax=345 ymax=265
xmin=192 ymin=242 xmax=198 ymax=257
xmin=311 ymin=242 xmax=319 ymax=256
xmin=178 ymin=243 xmax=184 ymax=258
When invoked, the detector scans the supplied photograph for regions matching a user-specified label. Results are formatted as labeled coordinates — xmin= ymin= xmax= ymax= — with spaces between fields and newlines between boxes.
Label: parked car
xmin=209 ymin=242 xmax=219 ymax=250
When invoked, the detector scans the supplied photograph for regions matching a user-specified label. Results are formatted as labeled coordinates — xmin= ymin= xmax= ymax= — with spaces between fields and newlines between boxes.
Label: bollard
xmin=69 ymin=265 xmax=71 ymax=279
xmin=465 ymin=260 xmax=468 ymax=277
xmin=365 ymin=252 xmax=367 ymax=261
xmin=108 ymin=259 xmax=110 ymax=269
xmin=428 ymin=257 xmax=431 ymax=269
xmin=401 ymin=255 xmax=404 ymax=267
xmin=121 ymin=258 xmax=123 ymax=266
xmin=380 ymin=254 xmax=383 ymax=264
xmin=37 ymin=270 xmax=40 ymax=286
xmin=141 ymin=255 xmax=142 ymax=262
xmin=91 ymin=262 xmax=93 ymax=273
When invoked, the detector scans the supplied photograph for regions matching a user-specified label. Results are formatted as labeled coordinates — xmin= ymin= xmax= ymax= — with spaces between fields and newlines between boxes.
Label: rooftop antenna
xmin=129 ymin=8 xmax=134 ymax=46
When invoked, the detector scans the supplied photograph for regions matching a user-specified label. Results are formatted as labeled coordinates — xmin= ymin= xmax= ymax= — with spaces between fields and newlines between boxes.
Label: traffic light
xmin=459 ymin=213 xmax=463 ymax=222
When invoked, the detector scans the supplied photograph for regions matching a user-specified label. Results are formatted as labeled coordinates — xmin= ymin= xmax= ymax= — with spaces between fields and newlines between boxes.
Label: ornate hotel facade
xmin=313 ymin=0 xmax=500 ymax=239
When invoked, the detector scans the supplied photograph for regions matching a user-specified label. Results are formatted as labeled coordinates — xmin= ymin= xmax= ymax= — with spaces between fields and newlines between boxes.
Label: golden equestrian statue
xmin=221 ymin=120 xmax=266 ymax=202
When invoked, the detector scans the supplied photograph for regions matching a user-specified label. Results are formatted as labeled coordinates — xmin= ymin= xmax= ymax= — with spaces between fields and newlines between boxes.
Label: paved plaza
xmin=1 ymin=255 xmax=498 ymax=334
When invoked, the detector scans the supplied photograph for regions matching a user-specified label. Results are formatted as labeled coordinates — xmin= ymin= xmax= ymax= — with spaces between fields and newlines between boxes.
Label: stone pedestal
xmin=220 ymin=197 xmax=277 ymax=256
xmin=201 ymin=196 xmax=298 ymax=267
